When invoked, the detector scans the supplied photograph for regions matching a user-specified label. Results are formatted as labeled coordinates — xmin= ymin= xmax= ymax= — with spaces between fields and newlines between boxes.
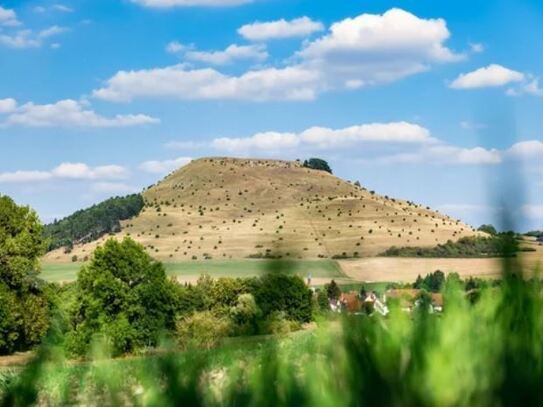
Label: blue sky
xmin=1 ymin=0 xmax=543 ymax=231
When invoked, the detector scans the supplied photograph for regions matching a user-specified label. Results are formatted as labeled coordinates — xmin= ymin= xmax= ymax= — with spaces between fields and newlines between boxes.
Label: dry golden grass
xmin=45 ymin=157 xmax=479 ymax=263
xmin=340 ymin=239 xmax=543 ymax=283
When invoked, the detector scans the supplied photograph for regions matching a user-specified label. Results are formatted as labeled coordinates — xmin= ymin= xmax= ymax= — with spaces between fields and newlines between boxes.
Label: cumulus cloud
xmin=3 ymin=99 xmax=159 ymax=127
xmin=93 ymin=65 xmax=320 ymax=102
xmin=131 ymin=0 xmax=253 ymax=8
xmin=296 ymin=8 xmax=463 ymax=89
xmin=0 ymin=98 xmax=17 ymax=113
xmin=0 ymin=6 xmax=19 ymax=26
xmin=0 ymin=163 xmax=129 ymax=184
xmin=186 ymin=44 xmax=268 ymax=65
xmin=139 ymin=157 xmax=192 ymax=174
xmin=93 ymin=9 xmax=461 ymax=102
xmin=209 ymin=121 xmax=504 ymax=166
xmin=238 ymin=17 xmax=324 ymax=41
xmin=507 ymin=140 xmax=543 ymax=159
xmin=373 ymin=145 xmax=502 ymax=166
xmin=450 ymin=64 xmax=525 ymax=89
xmin=212 ymin=122 xmax=433 ymax=153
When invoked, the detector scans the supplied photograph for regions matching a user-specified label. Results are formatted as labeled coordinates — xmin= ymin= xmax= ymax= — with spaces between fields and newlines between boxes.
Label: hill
xmin=45 ymin=157 xmax=478 ymax=263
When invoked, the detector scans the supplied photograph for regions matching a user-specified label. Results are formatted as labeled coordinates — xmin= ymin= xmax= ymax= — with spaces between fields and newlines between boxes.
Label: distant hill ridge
xmin=46 ymin=157 xmax=478 ymax=262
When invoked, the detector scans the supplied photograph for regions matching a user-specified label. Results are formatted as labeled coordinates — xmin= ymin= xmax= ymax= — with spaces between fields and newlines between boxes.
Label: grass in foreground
xmin=3 ymin=271 xmax=543 ymax=406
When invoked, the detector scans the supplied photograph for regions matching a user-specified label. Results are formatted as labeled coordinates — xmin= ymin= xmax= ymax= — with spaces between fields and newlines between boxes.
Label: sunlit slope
xmin=46 ymin=157 xmax=478 ymax=262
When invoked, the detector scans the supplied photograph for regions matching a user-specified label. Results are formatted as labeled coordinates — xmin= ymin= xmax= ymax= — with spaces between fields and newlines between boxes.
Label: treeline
xmin=381 ymin=235 xmax=520 ymax=258
xmin=43 ymin=194 xmax=144 ymax=251
xmin=64 ymin=238 xmax=314 ymax=356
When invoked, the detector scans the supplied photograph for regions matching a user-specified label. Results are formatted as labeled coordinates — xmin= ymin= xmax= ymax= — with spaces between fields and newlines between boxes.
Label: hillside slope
xmin=46 ymin=157 xmax=478 ymax=262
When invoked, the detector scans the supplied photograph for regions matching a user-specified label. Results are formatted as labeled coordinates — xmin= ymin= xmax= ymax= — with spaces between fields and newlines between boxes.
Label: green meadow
xmin=41 ymin=259 xmax=349 ymax=283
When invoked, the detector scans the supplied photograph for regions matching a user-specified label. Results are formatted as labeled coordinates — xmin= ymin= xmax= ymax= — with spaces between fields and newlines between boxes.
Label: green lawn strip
xmin=41 ymin=259 xmax=347 ymax=282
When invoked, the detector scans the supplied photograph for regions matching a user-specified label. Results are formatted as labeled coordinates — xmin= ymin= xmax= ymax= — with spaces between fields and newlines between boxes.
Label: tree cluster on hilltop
xmin=302 ymin=158 xmax=332 ymax=174
xmin=43 ymin=194 xmax=144 ymax=251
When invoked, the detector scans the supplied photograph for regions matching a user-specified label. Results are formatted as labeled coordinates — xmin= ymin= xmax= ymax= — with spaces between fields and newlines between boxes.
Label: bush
xmin=176 ymin=311 xmax=230 ymax=350
xmin=229 ymin=293 xmax=261 ymax=335
xmin=260 ymin=311 xmax=300 ymax=335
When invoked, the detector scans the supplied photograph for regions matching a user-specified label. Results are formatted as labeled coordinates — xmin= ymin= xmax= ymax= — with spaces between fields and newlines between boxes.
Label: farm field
xmin=41 ymin=258 xmax=352 ymax=285
xmin=339 ymin=241 xmax=543 ymax=283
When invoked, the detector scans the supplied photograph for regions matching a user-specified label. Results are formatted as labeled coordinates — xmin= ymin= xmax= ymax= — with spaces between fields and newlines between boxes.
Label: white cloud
xmin=186 ymin=44 xmax=268 ymax=65
xmin=51 ymin=163 xmax=128 ymax=180
xmin=0 ymin=170 xmax=52 ymax=183
xmin=507 ymin=140 xmax=543 ymax=159
xmin=522 ymin=205 xmax=543 ymax=220
xmin=374 ymin=145 xmax=502 ymax=166
xmin=139 ymin=157 xmax=192 ymax=174
xmin=296 ymin=8 xmax=463 ymax=89
xmin=166 ymin=41 xmax=191 ymax=54
xmin=0 ymin=6 xmax=19 ymax=26
xmin=238 ymin=17 xmax=324 ymax=41
xmin=0 ymin=26 xmax=67 ymax=49
xmin=93 ymin=65 xmax=319 ymax=102
xmin=507 ymin=77 xmax=543 ymax=97
xmin=3 ymin=99 xmax=159 ymax=127
xmin=213 ymin=132 xmax=300 ymax=152
xmin=469 ymin=42 xmax=484 ymax=53
xmin=0 ymin=163 xmax=129 ymax=184
xmin=212 ymin=122 xmax=433 ymax=153
xmin=38 ymin=25 xmax=68 ymax=39
xmin=0 ymin=98 xmax=17 ymax=113
xmin=130 ymin=0 xmax=253 ymax=8
xmin=52 ymin=4 xmax=74 ymax=12
xmin=434 ymin=145 xmax=502 ymax=165
xmin=450 ymin=64 xmax=524 ymax=89
xmin=93 ymin=9 xmax=461 ymax=102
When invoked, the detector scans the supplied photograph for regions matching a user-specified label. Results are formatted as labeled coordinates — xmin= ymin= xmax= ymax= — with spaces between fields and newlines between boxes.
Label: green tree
xmin=68 ymin=237 xmax=177 ymax=356
xmin=325 ymin=280 xmax=342 ymax=300
xmin=478 ymin=224 xmax=497 ymax=235
xmin=254 ymin=273 xmax=313 ymax=323
xmin=303 ymin=158 xmax=333 ymax=174
xmin=0 ymin=195 xmax=49 ymax=355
